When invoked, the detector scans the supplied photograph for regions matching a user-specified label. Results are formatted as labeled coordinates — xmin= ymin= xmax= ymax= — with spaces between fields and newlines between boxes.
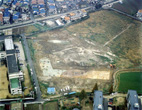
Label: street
xmin=21 ymin=34 xmax=42 ymax=101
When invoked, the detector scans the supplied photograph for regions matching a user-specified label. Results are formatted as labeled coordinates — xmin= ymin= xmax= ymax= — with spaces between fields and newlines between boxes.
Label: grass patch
xmin=39 ymin=82 xmax=49 ymax=98
xmin=28 ymin=40 xmax=35 ymax=61
xmin=24 ymin=104 xmax=41 ymax=110
xmin=43 ymin=101 xmax=58 ymax=110
xmin=117 ymin=72 xmax=142 ymax=93
xmin=21 ymin=39 xmax=28 ymax=61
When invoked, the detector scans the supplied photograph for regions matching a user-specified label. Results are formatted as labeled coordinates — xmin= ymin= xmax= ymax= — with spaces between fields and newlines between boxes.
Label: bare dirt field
xmin=27 ymin=10 xmax=142 ymax=97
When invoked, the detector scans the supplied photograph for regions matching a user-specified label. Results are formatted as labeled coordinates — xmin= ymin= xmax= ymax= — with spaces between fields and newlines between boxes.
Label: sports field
xmin=117 ymin=72 xmax=142 ymax=93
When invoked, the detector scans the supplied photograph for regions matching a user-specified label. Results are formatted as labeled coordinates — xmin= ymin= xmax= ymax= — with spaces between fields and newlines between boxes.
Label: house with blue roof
xmin=127 ymin=90 xmax=140 ymax=110
xmin=13 ymin=11 xmax=20 ymax=20
xmin=48 ymin=0 xmax=54 ymax=4
xmin=3 ymin=9 xmax=10 ymax=23
xmin=48 ymin=5 xmax=56 ymax=14
xmin=47 ymin=87 xmax=55 ymax=94
xmin=33 ymin=6 xmax=39 ymax=15
xmin=40 ymin=8 xmax=45 ymax=15
xmin=3 ymin=0 xmax=11 ymax=5
xmin=38 ymin=4 xmax=45 ymax=8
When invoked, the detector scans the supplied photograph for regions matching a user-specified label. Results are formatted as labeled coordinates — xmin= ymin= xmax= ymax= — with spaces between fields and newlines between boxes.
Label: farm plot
xmin=115 ymin=71 xmax=142 ymax=93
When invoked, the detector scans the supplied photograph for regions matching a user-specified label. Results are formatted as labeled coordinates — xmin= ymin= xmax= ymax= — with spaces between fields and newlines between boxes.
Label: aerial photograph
xmin=0 ymin=0 xmax=142 ymax=110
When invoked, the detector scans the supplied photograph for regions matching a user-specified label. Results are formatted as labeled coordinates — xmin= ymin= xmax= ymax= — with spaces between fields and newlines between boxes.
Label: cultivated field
xmin=27 ymin=10 xmax=142 ymax=97
xmin=24 ymin=101 xmax=58 ymax=110
xmin=43 ymin=101 xmax=58 ymax=110
xmin=114 ymin=70 xmax=142 ymax=93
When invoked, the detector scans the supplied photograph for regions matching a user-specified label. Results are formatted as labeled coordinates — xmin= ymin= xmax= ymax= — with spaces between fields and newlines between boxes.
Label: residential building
xmin=33 ymin=6 xmax=39 ymax=15
xmin=93 ymin=91 xmax=104 ymax=110
xmin=0 ymin=51 xmax=6 ymax=60
xmin=3 ymin=9 xmax=10 ymax=23
xmin=0 ymin=11 xmax=3 ymax=25
xmin=137 ymin=9 xmax=142 ymax=20
xmin=127 ymin=90 xmax=140 ymax=110
xmin=21 ymin=14 xmax=29 ymax=21
xmin=93 ymin=90 xmax=108 ymax=110
xmin=13 ymin=11 xmax=20 ymax=22
xmin=55 ymin=19 xmax=64 ymax=26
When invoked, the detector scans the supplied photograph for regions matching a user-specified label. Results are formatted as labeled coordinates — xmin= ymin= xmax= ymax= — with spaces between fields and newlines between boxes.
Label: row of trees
xmin=79 ymin=83 xmax=113 ymax=100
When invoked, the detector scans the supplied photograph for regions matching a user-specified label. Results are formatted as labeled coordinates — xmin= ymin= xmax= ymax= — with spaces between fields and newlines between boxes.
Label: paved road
xmin=21 ymin=34 xmax=42 ymax=101
xmin=0 ymin=6 xmax=92 ymax=30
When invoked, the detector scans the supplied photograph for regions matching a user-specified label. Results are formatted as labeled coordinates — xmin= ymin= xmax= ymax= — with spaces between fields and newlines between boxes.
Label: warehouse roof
xmin=7 ymin=54 xmax=19 ymax=74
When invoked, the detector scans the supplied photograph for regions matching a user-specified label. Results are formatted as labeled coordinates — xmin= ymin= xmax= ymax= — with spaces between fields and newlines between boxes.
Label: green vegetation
xmin=109 ymin=84 xmax=113 ymax=94
xmin=28 ymin=40 xmax=35 ymax=61
xmin=21 ymin=39 xmax=27 ymax=61
xmin=0 ymin=106 xmax=4 ymax=110
xmin=24 ymin=104 xmax=41 ymax=110
xmin=117 ymin=72 xmax=142 ymax=93
xmin=99 ymin=56 xmax=111 ymax=63
xmin=34 ymin=24 xmax=49 ymax=31
xmin=39 ymin=82 xmax=49 ymax=98
xmin=79 ymin=89 xmax=87 ymax=100
xmin=65 ymin=10 xmax=142 ymax=68
xmin=92 ymin=83 xmax=98 ymax=93
xmin=43 ymin=101 xmax=58 ymax=110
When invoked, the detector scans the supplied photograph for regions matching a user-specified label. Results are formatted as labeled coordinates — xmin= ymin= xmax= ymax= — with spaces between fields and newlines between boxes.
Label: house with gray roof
xmin=127 ymin=90 xmax=140 ymax=110
xmin=93 ymin=90 xmax=108 ymax=110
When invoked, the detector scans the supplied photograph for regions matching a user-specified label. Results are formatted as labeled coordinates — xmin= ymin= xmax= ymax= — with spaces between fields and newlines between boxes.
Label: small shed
xmin=47 ymin=87 xmax=55 ymax=94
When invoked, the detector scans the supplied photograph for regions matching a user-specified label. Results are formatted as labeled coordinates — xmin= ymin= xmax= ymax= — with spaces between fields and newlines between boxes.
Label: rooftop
xmin=127 ymin=90 xmax=140 ymax=110
xmin=47 ymin=87 xmax=55 ymax=94
xmin=138 ymin=9 xmax=142 ymax=13
xmin=4 ymin=37 xmax=14 ymax=50
xmin=94 ymin=91 xmax=103 ymax=110
xmin=10 ymin=78 xmax=20 ymax=88
xmin=7 ymin=54 xmax=19 ymax=74
xmin=6 ymin=49 xmax=15 ymax=54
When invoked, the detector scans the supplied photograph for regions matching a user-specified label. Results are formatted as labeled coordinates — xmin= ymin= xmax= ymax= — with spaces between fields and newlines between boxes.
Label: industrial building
xmin=0 ymin=36 xmax=23 ymax=95
xmin=127 ymin=90 xmax=140 ymax=110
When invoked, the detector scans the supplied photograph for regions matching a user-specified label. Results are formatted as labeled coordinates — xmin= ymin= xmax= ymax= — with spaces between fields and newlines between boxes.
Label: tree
xmin=79 ymin=89 xmax=87 ymax=100
xmin=109 ymin=84 xmax=113 ymax=94
xmin=92 ymin=83 xmax=98 ymax=93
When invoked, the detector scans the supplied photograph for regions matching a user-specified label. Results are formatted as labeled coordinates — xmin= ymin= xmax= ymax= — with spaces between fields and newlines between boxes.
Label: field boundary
xmin=113 ymin=68 xmax=142 ymax=92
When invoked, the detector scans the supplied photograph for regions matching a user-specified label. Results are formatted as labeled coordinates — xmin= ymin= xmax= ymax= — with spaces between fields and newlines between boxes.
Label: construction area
xmin=26 ymin=10 xmax=142 ymax=97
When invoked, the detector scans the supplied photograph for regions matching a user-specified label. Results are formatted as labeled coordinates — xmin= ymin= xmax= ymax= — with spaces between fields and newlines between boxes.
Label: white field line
xmin=103 ymin=24 xmax=132 ymax=46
